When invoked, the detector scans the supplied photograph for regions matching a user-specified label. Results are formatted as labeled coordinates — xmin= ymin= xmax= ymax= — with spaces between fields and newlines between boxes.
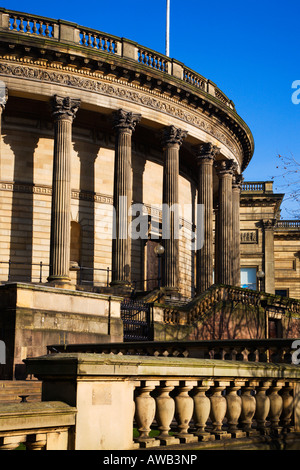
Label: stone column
xmin=0 ymin=82 xmax=8 ymax=165
xmin=111 ymin=109 xmax=141 ymax=287
xmin=262 ymin=218 xmax=276 ymax=294
xmin=193 ymin=143 xmax=219 ymax=294
xmin=214 ymin=160 xmax=236 ymax=285
xmin=232 ymin=173 xmax=243 ymax=286
xmin=161 ymin=125 xmax=187 ymax=296
xmin=48 ymin=96 xmax=80 ymax=286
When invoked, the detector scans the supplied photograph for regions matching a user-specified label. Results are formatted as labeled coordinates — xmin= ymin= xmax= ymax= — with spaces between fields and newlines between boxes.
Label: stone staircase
xmin=0 ymin=380 xmax=42 ymax=403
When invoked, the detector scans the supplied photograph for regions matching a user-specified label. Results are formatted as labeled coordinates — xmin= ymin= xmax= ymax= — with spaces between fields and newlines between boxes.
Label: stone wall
xmin=0 ymin=283 xmax=123 ymax=379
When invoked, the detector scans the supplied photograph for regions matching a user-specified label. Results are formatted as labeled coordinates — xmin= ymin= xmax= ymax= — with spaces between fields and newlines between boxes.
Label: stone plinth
xmin=0 ymin=283 xmax=123 ymax=380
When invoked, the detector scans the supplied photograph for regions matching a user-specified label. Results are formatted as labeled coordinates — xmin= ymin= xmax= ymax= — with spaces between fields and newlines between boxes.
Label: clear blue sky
xmin=2 ymin=0 xmax=299 ymax=217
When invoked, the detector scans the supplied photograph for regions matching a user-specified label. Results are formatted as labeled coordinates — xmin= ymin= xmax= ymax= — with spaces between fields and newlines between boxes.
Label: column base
xmin=47 ymin=276 xmax=75 ymax=290
xmin=163 ymin=286 xmax=180 ymax=299
xmin=110 ymin=280 xmax=132 ymax=296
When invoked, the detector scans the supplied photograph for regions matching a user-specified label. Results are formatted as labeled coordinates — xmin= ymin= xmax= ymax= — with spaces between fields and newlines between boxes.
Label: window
xmin=275 ymin=289 xmax=288 ymax=297
xmin=240 ymin=267 xmax=257 ymax=291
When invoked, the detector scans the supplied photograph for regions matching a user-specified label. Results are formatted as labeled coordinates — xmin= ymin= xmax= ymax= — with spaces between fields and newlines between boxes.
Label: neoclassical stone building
xmin=0 ymin=8 xmax=298 ymax=302
xmin=0 ymin=9 xmax=299 ymax=378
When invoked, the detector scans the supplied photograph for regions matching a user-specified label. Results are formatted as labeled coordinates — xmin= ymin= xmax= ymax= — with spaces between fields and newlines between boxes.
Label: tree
xmin=272 ymin=153 xmax=300 ymax=218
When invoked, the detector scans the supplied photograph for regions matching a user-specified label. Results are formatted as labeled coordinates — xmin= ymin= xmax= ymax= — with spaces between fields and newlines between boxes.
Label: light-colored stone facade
xmin=0 ymin=8 xmax=298 ymax=303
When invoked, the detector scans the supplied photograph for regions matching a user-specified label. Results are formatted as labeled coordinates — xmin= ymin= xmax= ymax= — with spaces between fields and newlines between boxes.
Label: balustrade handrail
xmin=0 ymin=400 xmax=76 ymax=450
xmin=47 ymin=337 xmax=299 ymax=364
xmin=22 ymin=353 xmax=300 ymax=449
xmin=0 ymin=7 xmax=235 ymax=109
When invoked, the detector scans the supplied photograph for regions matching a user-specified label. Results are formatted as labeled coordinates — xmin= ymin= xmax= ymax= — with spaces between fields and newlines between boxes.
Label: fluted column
xmin=194 ymin=143 xmax=220 ymax=294
xmin=214 ymin=160 xmax=236 ymax=285
xmin=161 ymin=125 xmax=187 ymax=295
xmin=232 ymin=173 xmax=243 ymax=286
xmin=48 ymin=95 xmax=80 ymax=285
xmin=111 ymin=109 xmax=141 ymax=287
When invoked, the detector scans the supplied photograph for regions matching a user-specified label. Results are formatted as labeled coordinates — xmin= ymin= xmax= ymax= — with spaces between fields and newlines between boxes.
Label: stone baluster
xmin=232 ymin=173 xmax=243 ymax=286
xmin=209 ymin=381 xmax=230 ymax=439
xmin=254 ymin=380 xmax=271 ymax=434
xmin=161 ymin=125 xmax=187 ymax=297
xmin=214 ymin=160 xmax=237 ymax=285
xmin=280 ymin=382 xmax=294 ymax=432
xmin=111 ymin=109 xmax=141 ymax=288
xmin=25 ymin=433 xmax=47 ymax=450
xmin=192 ymin=380 xmax=214 ymax=441
xmin=193 ymin=143 xmax=220 ymax=294
xmin=225 ymin=380 xmax=245 ymax=438
xmin=134 ymin=381 xmax=158 ymax=448
xmin=174 ymin=381 xmax=198 ymax=443
xmin=268 ymin=380 xmax=283 ymax=434
xmin=48 ymin=95 xmax=80 ymax=286
xmin=154 ymin=381 xmax=180 ymax=445
xmin=239 ymin=381 xmax=259 ymax=436
xmin=0 ymin=435 xmax=26 ymax=450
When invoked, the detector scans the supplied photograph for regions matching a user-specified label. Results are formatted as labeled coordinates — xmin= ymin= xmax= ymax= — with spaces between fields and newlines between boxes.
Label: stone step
xmin=0 ymin=380 xmax=42 ymax=403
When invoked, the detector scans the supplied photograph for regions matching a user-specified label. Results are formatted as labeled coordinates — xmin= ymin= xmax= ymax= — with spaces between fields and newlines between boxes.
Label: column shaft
xmin=162 ymin=126 xmax=187 ymax=295
xmin=48 ymin=96 xmax=80 ymax=284
xmin=194 ymin=143 xmax=219 ymax=294
xmin=215 ymin=160 xmax=236 ymax=285
xmin=112 ymin=109 xmax=141 ymax=286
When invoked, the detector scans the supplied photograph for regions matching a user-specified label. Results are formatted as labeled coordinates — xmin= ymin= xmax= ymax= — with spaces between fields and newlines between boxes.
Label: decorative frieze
xmin=0 ymin=61 xmax=242 ymax=158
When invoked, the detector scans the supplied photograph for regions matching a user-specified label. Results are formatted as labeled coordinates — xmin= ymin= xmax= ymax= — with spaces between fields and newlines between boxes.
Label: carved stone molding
xmin=161 ymin=125 xmax=188 ymax=147
xmin=0 ymin=61 xmax=242 ymax=158
xmin=193 ymin=142 xmax=220 ymax=164
xmin=51 ymin=95 xmax=81 ymax=121
xmin=214 ymin=159 xmax=237 ymax=177
xmin=262 ymin=219 xmax=277 ymax=231
xmin=112 ymin=108 xmax=141 ymax=132
xmin=232 ymin=174 xmax=244 ymax=189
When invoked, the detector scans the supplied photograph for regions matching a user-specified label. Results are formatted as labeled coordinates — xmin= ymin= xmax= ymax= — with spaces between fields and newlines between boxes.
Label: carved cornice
xmin=161 ymin=125 xmax=188 ymax=147
xmin=0 ymin=60 xmax=243 ymax=159
xmin=51 ymin=95 xmax=81 ymax=121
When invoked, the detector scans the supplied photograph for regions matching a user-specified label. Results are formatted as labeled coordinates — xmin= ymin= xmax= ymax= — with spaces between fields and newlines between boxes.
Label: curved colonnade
xmin=0 ymin=8 xmax=254 ymax=298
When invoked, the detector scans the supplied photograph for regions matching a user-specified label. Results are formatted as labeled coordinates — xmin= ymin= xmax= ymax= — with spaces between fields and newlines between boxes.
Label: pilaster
xmin=262 ymin=218 xmax=276 ymax=294
xmin=232 ymin=173 xmax=243 ymax=286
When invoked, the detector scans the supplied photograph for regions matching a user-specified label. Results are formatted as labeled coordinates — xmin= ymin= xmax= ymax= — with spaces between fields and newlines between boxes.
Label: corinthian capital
xmin=214 ymin=159 xmax=237 ymax=176
xmin=113 ymin=109 xmax=141 ymax=132
xmin=51 ymin=95 xmax=81 ymax=121
xmin=232 ymin=173 xmax=244 ymax=189
xmin=193 ymin=142 xmax=220 ymax=164
xmin=162 ymin=125 xmax=188 ymax=147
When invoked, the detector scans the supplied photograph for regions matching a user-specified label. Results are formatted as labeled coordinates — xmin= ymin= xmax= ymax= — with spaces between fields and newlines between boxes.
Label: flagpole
xmin=166 ymin=0 xmax=170 ymax=57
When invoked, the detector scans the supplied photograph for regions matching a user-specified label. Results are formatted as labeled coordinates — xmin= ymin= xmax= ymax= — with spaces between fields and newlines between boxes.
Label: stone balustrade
xmin=47 ymin=338 xmax=298 ymax=364
xmin=0 ymin=401 xmax=76 ymax=450
xmin=15 ymin=352 xmax=300 ymax=450
xmin=0 ymin=7 xmax=234 ymax=109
